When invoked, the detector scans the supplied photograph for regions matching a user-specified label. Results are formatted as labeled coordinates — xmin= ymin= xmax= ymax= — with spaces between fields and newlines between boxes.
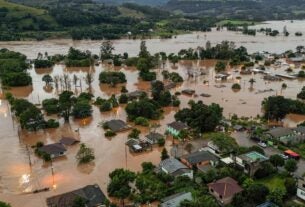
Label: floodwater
xmin=1 ymin=58 xmax=305 ymax=206
xmin=1 ymin=20 xmax=305 ymax=59
xmin=2 ymin=20 xmax=305 ymax=207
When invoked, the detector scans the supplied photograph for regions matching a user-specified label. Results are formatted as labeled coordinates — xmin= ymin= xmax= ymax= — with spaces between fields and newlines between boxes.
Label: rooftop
xmin=160 ymin=158 xmax=189 ymax=174
xmin=267 ymin=127 xmax=293 ymax=138
xmin=294 ymin=126 xmax=305 ymax=134
xmin=239 ymin=151 xmax=269 ymax=163
xmin=181 ymin=150 xmax=219 ymax=165
xmin=46 ymin=184 xmax=106 ymax=207
xmin=160 ymin=192 xmax=192 ymax=207
xmin=167 ymin=121 xmax=188 ymax=131
xmin=59 ymin=137 xmax=79 ymax=146
xmin=145 ymin=132 xmax=164 ymax=143
xmin=39 ymin=143 xmax=66 ymax=155
xmin=105 ymin=119 xmax=130 ymax=132
xmin=208 ymin=177 xmax=243 ymax=199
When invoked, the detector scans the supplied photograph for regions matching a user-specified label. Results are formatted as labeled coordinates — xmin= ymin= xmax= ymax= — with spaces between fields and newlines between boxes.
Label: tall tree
xmin=100 ymin=41 xmax=114 ymax=60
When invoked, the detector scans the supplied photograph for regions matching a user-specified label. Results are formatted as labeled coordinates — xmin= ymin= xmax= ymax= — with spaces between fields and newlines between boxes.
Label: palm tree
xmin=84 ymin=72 xmax=94 ymax=90
xmin=249 ymin=78 xmax=256 ymax=89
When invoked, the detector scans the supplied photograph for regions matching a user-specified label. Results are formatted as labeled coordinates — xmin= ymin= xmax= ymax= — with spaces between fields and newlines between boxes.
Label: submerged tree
xmin=76 ymin=143 xmax=95 ymax=164
xmin=42 ymin=74 xmax=53 ymax=86
xmin=100 ymin=41 xmax=114 ymax=60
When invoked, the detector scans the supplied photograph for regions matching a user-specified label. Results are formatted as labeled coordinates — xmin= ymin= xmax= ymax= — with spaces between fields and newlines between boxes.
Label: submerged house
xmin=104 ymin=119 xmax=131 ymax=132
xmin=59 ymin=137 xmax=79 ymax=146
xmin=167 ymin=121 xmax=188 ymax=137
xmin=46 ymin=184 xmax=106 ymax=207
xmin=144 ymin=132 xmax=164 ymax=145
xmin=235 ymin=151 xmax=269 ymax=177
xmin=208 ymin=177 xmax=243 ymax=206
xmin=39 ymin=143 xmax=67 ymax=159
xmin=158 ymin=158 xmax=193 ymax=179
xmin=297 ymin=177 xmax=305 ymax=201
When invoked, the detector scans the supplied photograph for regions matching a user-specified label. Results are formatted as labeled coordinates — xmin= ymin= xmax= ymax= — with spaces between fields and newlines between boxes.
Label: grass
xmin=118 ymin=6 xmax=145 ymax=19
xmin=0 ymin=0 xmax=45 ymax=15
xmin=256 ymin=175 xmax=285 ymax=191
xmin=217 ymin=19 xmax=259 ymax=26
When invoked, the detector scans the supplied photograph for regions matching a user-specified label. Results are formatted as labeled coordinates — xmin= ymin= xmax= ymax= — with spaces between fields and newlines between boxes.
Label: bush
xmin=45 ymin=119 xmax=60 ymax=128
xmin=100 ymin=101 xmax=112 ymax=112
xmin=134 ymin=117 xmax=150 ymax=126
xmin=34 ymin=59 xmax=54 ymax=68
xmin=169 ymin=72 xmax=183 ymax=83
xmin=232 ymin=83 xmax=241 ymax=90
xmin=99 ymin=71 xmax=126 ymax=85
xmin=105 ymin=130 xmax=116 ymax=137
xmin=157 ymin=138 xmax=165 ymax=146
xmin=215 ymin=61 xmax=226 ymax=72
xmin=2 ymin=72 xmax=32 ymax=86
xmin=42 ymin=98 xmax=59 ymax=115
xmin=119 ymin=94 xmax=129 ymax=104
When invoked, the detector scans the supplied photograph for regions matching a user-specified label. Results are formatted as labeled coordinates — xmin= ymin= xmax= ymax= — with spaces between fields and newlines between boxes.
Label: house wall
xmin=167 ymin=126 xmax=180 ymax=137
xmin=297 ymin=188 xmax=305 ymax=201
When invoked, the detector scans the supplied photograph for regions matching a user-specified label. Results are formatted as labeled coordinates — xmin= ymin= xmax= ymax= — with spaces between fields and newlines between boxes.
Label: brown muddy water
xmin=2 ymin=20 xmax=305 ymax=59
xmin=2 ymin=20 xmax=305 ymax=206
xmin=0 ymin=59 xmax=305 ymax=206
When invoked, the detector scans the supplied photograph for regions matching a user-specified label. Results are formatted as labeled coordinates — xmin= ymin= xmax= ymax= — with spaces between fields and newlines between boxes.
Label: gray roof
xmin=267 ymin=127 xmax=293 ymax=138
xmin=160 ymin=192 xmax=192 ymax=207
xmin=105 ymin=119 xmax=130 ymax=132
xmin=39 ymin=143 xmax=66 ymax=155
xmin=294 ymin=126 xmax=305 ymax=134
xmin=46 ymin=184 xmax=106 ymax=207
xmin=126 ymin=90 xmax=146 ymax=99
xmin=160 ymin=158 xmax=189 ymax=174
xmin=167 ymin=121 xmax=188 ymax=131
xmin=145 ymin=132 xmax=164 ymax=143
xmin=182 ymin=150 xmax=219 ymax=165
xmin=60 ymin=137 xmax=79 ymax=146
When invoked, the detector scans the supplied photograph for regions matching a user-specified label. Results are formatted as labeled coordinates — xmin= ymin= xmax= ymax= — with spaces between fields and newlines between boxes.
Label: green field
xmin=217 ymin=19 xmax=258 ymax=26
xmin=0 ymin=0 xmax=45 ymax=14
xmin=256 ymin=175 xmax=285 ymax=191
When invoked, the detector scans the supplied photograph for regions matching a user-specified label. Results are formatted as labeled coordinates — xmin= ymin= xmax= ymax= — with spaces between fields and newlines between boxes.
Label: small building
xmin=144 ymin=132 xmax=164 ymax=145
xmin=164 ymin=82 xmax=177 ymax=90
xmin=125 ymin=138 xmax=151 ymax=153
xmin=59 ymin=137 xmax=79 ymax=146
xmin=256 ymin=201 xmax=278 ymax=207
xmin=104 ymin=119 xmax=130 ymax=132
xmin=158 ymin=158 xmax=193 ymax=179
xmin=167 ymin=121 xmax=188 ymax=137
xmin=46 ymin=184 xmax=106 ymax=207
xmin=181 ymin=89 xmax=195 ymax=96
xmin=208 ymin=177 xmax=243 ymax=206
xmin=266 ymin=127 xmax=294 ymax=140
xmin=160 ymin=192 xmax=192 ymax=207
xmin=39 ymin=143 xmax=67 ymax=159
xmin=297 ymin=178 xmax=305 ymax=201
xmin=126 ymin=90 xmax=146 ymax=100
xmin=180 ymin=150 xmax=219 ymax=170
xmin=236 ymin=151 xmax=269 ymax=177
xmin=215 ymin=72 xmax=231 ymax=81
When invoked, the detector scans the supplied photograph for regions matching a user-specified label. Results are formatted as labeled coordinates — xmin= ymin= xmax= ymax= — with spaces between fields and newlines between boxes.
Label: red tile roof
xmin=208 ymin=177 xmax=243 ymax=199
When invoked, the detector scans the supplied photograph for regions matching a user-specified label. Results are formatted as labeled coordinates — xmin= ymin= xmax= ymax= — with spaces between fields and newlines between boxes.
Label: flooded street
xmin=1 ymin=20 xmax=305 ymax=59
xmin=1 ymin=20 xmax=305 ymax=207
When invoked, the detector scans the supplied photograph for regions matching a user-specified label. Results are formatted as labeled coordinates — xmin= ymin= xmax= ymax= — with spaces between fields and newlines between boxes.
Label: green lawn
xmin=0 ymin=0 xmax=45 ymax=15
xmin=256 ymin=175 xmax=285 ymax=191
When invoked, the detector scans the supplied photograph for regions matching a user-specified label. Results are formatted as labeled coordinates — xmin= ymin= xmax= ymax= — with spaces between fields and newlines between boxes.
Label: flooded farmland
xmin=1 ymin=20 xmax=305 ymax=207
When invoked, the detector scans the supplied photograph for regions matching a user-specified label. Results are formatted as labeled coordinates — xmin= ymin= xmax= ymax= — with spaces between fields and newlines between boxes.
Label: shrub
xmin=134 ymin=117 xmax=149 ymax=126
xmin=119 ymin=94 xmax=129 ymax=104
xmin=105 ymin=130 xmax=116 ymax=137
xmin=232 ymin=83 xmax=241 ymax=90
xmin=45 ymin=119 xmax=60 ymax=128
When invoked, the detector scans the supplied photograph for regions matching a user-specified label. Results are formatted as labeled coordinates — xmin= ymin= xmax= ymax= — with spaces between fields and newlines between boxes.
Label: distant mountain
xmin=165 ymin=0 xmax=305 ymax=21
xmin=94 ymin=0 xmax=169 ymax=6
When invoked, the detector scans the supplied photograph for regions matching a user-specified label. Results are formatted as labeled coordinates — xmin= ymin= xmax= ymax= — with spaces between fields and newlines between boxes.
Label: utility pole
xmin=26 ymin=145 xmax=32 ymax=167
xmin=51 ymin=160 xmax=55 ymax=189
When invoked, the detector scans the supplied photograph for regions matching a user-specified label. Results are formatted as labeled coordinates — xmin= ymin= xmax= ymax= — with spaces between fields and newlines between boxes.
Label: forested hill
xmin=1 ymin=0 xmax=216 ymax=41
xmin=165 ymin=0 xmax=305 ymax=21
xmin=93 ymin=0 xmax=169 ymax=6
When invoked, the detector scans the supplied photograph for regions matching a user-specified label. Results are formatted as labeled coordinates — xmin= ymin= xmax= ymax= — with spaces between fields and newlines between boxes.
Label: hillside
xmin=1 ymin=0 xmax=216 ymax=41
xmin=93 ymin=0 xmax=169 ymax=6
xmin=165 ymin=0 xmax=305 ymax=20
